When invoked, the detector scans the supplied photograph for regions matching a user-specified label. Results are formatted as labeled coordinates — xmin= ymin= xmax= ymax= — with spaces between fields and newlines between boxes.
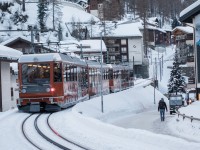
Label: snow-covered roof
xmin=147 ymin=25 xmax=166 ymax=33
xmin=79 ymin=40 xmax=107 ymax=52
xmin=147 ymin=17 xmax=159 ymax=26
xmin=59 ymin=39 xmax=107 ymax=53
xmin=172 ymin=26 xmax=193 ymax=34
xmin=110 ymin=23 xmax=142 ymax=37
xmin=0 ymin=36 xmax=31 ymax=46
xmin=18 ymin=53 xmax=87 ymax=66
xmin=180 ymin=0 xmax=200 ymax=23
xmin=0 ymin=0 xmax=14 ymax=3
xmin=0 ymin=45 xmax=22 ymax=61
xmin=92 ymin=22 xmax=142 ymax=38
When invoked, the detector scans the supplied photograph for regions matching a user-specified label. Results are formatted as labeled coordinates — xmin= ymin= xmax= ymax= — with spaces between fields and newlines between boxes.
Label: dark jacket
xmin=158 ymin=99 xmax=168 ymax=111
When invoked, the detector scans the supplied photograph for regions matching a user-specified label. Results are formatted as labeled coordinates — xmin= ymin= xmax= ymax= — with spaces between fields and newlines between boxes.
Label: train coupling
xmin=30 ymin=102 xmax=40 ymax=113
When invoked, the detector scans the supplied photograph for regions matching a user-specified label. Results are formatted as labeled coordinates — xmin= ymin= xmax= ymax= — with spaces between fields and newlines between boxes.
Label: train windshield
xmin=22 ymin=63 xmax=50 ymax=85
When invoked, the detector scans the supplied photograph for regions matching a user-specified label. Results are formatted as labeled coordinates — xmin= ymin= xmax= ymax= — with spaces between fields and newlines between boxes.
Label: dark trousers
xmin=159 ymin=109 xmax=165 ymax=121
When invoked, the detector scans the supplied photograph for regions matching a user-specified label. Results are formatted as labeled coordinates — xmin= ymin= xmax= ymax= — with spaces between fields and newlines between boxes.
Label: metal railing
xmin=176 ymin=109 xmax=200 ymax=122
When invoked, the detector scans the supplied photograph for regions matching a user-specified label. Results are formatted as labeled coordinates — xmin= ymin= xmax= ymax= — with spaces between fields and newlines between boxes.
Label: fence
xmin=176 ymin=110 xmax=200 ymax=122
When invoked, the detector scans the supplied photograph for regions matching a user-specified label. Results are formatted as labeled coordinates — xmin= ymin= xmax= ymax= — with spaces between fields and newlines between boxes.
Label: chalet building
xmin=92 ymin=22 xmax=149 ymax=78
xmin=172 ymin=26 xmax=195 ymax=90
xmin=147 ymin=28 xmax=167 ymax=47
xmin=1 ymin=36 xmax=54 ymax=54
xmin=172 ymin=26 xmax=194 ymax=64
xmin=179 ymin=0 xmax=200 ymax=99
xmin=0 ymin=45 xmax=22 ymax=112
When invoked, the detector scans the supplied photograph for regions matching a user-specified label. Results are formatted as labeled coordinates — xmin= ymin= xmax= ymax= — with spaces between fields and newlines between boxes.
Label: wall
xmin=128 ymin=38 xmax=143 ymax=65
xmin=1 ymin=62 xmax=11 ymax=112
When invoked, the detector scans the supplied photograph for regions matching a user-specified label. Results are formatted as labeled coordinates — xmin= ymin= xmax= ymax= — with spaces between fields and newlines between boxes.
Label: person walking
xmin=158 ymin=98 xmax=168 ymax=121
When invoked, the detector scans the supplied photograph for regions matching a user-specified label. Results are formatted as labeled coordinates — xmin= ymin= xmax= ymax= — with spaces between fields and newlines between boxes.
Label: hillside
xmin=0 ymin=1 xmax=99 ymax=44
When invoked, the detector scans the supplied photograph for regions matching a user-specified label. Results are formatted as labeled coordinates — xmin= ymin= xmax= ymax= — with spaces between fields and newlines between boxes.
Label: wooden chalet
xmin=1 ymin=36 xmax=54 ymax=54
xmin=179 ymin=0 xmax=200 ymax=98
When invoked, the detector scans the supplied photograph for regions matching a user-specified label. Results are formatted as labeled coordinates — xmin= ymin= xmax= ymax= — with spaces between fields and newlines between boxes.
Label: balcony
xmin=187 ymin=56 xmax=194 ymax=62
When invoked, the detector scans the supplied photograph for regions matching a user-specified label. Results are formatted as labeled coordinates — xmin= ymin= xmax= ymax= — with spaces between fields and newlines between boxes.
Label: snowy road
xmin=111 ymin=106 xmax=199 ymax=143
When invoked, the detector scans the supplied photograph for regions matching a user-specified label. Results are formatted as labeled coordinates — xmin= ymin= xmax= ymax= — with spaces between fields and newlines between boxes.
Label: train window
xmin=74 ymin=66 xmax=77 ymax=81
xmin=54 ymin=63 xmax=62 ymax=82
xmin=22 ymin=63 xmax=50 ymax=85
xmin=108 ymin=70 xmax=113 ymax=79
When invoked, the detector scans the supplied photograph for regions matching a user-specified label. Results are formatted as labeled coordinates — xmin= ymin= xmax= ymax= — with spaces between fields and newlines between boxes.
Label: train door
xmin=53 ymin=63 xmax=63 ymax=96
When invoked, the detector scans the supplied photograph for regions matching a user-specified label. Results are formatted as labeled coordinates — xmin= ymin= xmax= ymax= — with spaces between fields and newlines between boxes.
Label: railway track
xmin=22 ymin=113 xmax=90 ymax=150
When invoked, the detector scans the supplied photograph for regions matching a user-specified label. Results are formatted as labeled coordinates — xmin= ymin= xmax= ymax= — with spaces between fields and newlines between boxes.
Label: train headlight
xmin=50 ymin=88 xmax=55 ymax=92
xmin=21 ymin=89 xmax=26 ymax=93
xmin=46 ymin=88 xmax=50 ymax=92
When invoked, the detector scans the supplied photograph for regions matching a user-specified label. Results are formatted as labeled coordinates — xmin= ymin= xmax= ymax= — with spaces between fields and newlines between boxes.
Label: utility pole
xmin=22 ymin=0 xmax=25 ymax=11
xmin=53 ymin=0 xmax=55 ymax=30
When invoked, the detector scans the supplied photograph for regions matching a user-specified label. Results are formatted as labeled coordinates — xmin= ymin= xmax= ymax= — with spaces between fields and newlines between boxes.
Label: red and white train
xmin=17 ymin=53 xmax=134 ymax=112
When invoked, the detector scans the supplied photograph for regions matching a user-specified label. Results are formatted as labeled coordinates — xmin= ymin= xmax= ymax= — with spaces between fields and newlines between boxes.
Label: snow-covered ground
xmin=0 ymin=45 xmax=200 ymax=150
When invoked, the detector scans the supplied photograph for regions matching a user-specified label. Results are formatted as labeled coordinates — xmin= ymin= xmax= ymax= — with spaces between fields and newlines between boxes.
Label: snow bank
xmin=168 ymin=101 xmax=200 ymax=143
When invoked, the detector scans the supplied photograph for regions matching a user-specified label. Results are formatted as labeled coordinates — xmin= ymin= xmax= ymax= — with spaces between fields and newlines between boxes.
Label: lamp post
xmin=80 ymin=43 xmax=83 ymax=59
xmin=100 ymin=32 xmax=104 ymax=113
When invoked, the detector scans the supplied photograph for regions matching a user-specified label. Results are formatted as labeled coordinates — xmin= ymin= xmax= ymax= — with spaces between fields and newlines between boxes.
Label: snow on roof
xmin=0 ymin=36 xmax=31 ymax=46
xmin=180 ymin=0 xmax=200 ymax=18
xmin=172 ymin=26 xmax=193 ymax=34
xmin=0 ymin=0 xmax=14 ymax=3
xmin=110 ymin=23 xmax=142 ymax=37
xmin=0 ymin=45 xmax=22 ymax=60
xmin=18 ymin=53 xmax=61 ymax=63
xmin=79 ymin=40 xmax=107 ymax=52
xmin=58 ymin=39 xmax=107 ymax=52
xmin=147 ymin=25 xmax=166 ymax=33
xmin=18 ymin=53 xmax=87 ymax=66
xmin=148 ymin=17 xmax=158 ymax=26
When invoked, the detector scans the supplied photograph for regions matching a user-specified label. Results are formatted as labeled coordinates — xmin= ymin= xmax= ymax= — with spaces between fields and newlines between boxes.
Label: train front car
xmin=17 ymin=53 xmax=88 ymax=112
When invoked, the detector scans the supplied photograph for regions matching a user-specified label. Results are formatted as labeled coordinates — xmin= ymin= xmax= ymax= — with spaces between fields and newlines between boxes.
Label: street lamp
xmin=100 ymin=31 xmax=104 ymax=113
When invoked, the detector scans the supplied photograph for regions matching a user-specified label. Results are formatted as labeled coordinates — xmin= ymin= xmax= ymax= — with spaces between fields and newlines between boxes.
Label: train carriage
xmin=17 ymin=53 xmax=134 ymax=112
xmin=108 ymin=64 xmax=134 ymax=93
xmin=108 ymin=64 xmax=122 ymax=93
xmin=86 ymin=60 xmax=110 ymax=98
xmin=17 ymin=53 xmax=89 ymax=112
xmin=121 ymin=65 xmax=133 ymax=90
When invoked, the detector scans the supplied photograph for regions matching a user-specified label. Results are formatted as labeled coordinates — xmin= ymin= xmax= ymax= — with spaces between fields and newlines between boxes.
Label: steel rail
xmin=22 ymin=114 xmax=42 ymax=150
xmin=34 ymin=114 xmax=70 ymax=150
xmin=47 ymin=113 xmax=90 ymax=150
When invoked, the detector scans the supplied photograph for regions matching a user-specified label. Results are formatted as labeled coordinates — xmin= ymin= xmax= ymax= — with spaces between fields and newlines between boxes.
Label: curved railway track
xmin=22 ymin=114 xmax=42 ymax=150
xmin=22 ymin=113 xmax=90 ymax=150
xmin=47 ymin=113 xmax=90 ymax=150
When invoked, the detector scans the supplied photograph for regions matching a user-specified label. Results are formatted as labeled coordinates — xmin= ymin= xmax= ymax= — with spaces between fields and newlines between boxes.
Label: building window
xmin=121 ymin=47 xmax=127 ymax=53
xmin=110 ymin=56 xmax=115 ymax=61
xmin=109 ymin=48 xmax=115 ymax=52
xmin=98 ymin=3 xmax=103 ymax=9
xmin=122 ymin=55 xmax=127 ymax=61
xmin=121 ymin=39 xmax=127 ymax=45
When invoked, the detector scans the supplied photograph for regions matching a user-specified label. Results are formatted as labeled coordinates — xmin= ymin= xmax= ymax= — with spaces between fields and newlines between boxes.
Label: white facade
xmin=90 ymin=10 xmax=98 ymax=18
xmin=1 ymin=62 xmax=11 ymax=111
xmin=128 ymin=38 xmax=143 ymax=65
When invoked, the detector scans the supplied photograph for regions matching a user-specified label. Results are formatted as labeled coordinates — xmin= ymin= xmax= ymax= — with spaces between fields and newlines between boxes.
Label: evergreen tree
xmin=37 ymin=0 xmax=48 ymax=32
xmin=171 ymin=18 xmax=181 ymax=29
xmin=168 ymin=51 xmax=186 ymax=95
